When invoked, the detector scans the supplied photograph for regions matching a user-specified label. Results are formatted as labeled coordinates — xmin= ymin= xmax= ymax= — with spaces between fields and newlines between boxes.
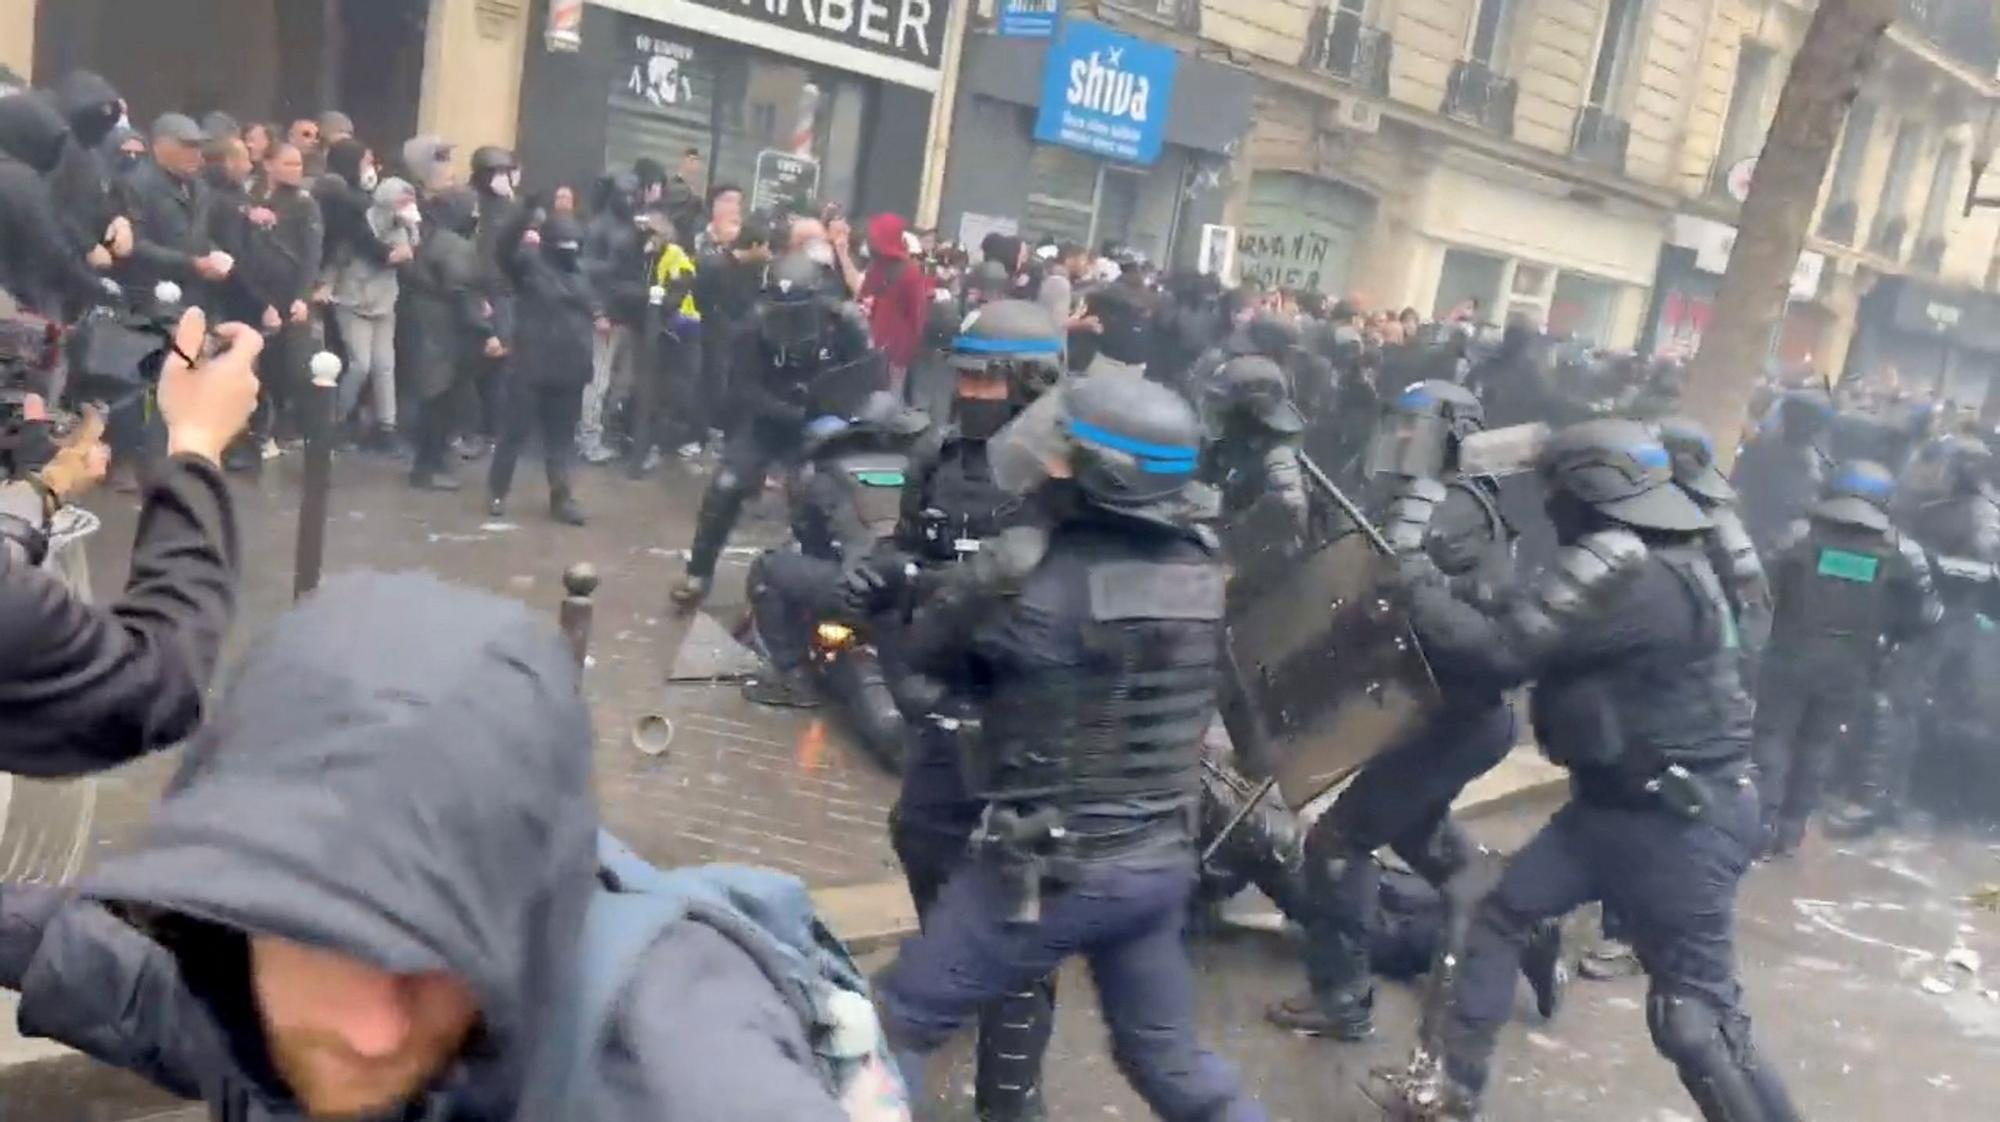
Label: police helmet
xmin=949 ymin=299 xmax=1065 ymax=400
xmin=759 ymin=253 xmax=824 ymax=353
xmin=1814 ymin=460 xmax=1896 ymax=532
xmin=1207 ymin=355 xmax=1304 ymax=436
xmin=1365 ymin=380 xmax=1485 ymax=478
xmin=1774 ymin=388 xmax=1835 ymax=441
xmin=1928 ymin=434 xmax=1992 ymax=497
xmin=1065 ymin=374 xmax=1204 ymax=514
xmin=1225 ymin=313 xmax=1302 ymax=359
xmin=1539 ymin=418 xmax=1711 ymax=533
xmin=1654 ymin=415 xmax=1735 ymax=507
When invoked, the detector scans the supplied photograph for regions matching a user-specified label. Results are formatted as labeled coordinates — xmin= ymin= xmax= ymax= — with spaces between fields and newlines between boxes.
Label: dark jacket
xmin=47 ymin=71 xmax=122 ymax=262
xmin=116 ymin=158 xmax=210 ymax=299
xmin=582 ymin=193 xmax=649 ymax=325
xmin=1 ymin=572 xmax=840 ymax=1121
xmin=0 ymin=93 xmax=105 ymax=316
xmin=0 ymin=455 xmax=239 ymax=773
xmin=199 ymin=170 xmax=266 ymax=324
xmin=499 ymin=208 xmax=598 ymax=388
xmin=243 ymin=180 xmax=323 ymax=314
xmin=404 ymin=191 xmax=491 ymax=400
xmin=312 ymin=141 xmax=394 ymax=284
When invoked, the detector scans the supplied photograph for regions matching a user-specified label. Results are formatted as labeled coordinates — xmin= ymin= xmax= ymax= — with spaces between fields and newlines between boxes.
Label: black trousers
xmin=487 ymin=379 xmax=583 ymax=501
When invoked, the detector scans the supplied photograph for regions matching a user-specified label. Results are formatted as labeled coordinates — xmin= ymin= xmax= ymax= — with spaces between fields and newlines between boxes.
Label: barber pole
xmin=790 ymin=82 xmax=821 ymax=157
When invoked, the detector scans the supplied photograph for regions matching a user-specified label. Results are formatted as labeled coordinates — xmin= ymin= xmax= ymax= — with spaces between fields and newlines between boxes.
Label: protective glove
xmin=838 ymin=559 xmax=904 ymax=617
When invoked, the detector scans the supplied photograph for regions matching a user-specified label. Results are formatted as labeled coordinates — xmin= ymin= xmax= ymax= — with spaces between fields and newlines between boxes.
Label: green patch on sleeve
xmin=1816 ymin=548 xmax=1880 ymax=583
xmin=853 ymin=470 xmax=906 ymax=488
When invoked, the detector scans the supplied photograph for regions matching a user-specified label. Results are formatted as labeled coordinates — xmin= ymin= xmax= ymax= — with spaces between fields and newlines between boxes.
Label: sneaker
xmin=550 ymin=493 xmax=587 ymax=526
xmin=456 ymin=436 xmax=491 ymax=461
xmin=487 ymin=496 xmax=506 ymax=518
xmin=1521 ymin=918 xmax=1567 ymax=1017
xmin=261 ymin=438 xmax=283 ymax=460
xmin=676 ymin=441 xmax=703 ymax=461
xmin=670 ymin=573 xmax=710 ymax=608
xmin=743 ymin=670 xmax=821 ymax=710
xmin=1265 ymin=990 xmax=1373 ymax=1040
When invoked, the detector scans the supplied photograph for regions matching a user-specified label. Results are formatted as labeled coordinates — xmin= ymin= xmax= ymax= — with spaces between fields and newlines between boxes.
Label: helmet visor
xmin=988 ymin=390 xmax=1070 ymax=496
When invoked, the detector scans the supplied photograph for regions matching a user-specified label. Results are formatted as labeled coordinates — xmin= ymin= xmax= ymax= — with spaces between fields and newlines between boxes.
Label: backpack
xmin=541 ymin=831 xmax=909 ymax=1120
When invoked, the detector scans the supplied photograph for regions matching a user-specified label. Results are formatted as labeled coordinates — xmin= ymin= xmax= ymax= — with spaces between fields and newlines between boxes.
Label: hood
xmin=983 ymin=234 xmax=1023 ymax=273
xmin=868 ymin=213 xmax=908 ymax=260
xmin=0 ymin=93 xmax=72 ymax=174
xmin=53 ymin=70 xmax=120 ymax=147
xmin=325 ymin=136 xmax=369 ymax=188
xmin=430 ymin=186 xmax=480 ymax=237
xmin=402 ymin=134 xmax=454 ymax=187
xmin=373 ymin=175 xmax=417 ymax=210
xmin=84 ymin=572 xmax=599 ymax=1115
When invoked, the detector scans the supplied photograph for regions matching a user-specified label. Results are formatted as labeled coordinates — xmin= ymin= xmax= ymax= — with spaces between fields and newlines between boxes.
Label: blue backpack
xmin=535 ymin=831 xmax=908 ymax=1118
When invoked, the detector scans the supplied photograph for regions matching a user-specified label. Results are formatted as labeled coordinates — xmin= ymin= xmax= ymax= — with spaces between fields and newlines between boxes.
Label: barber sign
xmin=1033 ymin=21 xmax=1178 ymax=166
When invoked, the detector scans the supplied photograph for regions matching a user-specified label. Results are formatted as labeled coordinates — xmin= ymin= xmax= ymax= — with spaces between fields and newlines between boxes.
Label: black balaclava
xmin=542 ymin=213 xmax=584 ymax=272
xmin=430 ymin=186 xmax=480 ymax=239
xmin=0 ymin=94 xmax=71 ymax=174
xmin=54 ymin=70 xmax=121 ymax=149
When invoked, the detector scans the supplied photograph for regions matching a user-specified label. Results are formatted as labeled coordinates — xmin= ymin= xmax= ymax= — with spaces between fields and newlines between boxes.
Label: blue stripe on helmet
xmin=1396 ymin=386 xmax=1434 ymax=409
xmin=1067 ymin=418 xmax=1199 ymax=475
xmin=1629 ymin=443 xmax=1670 ymax=470
xmin=1835 ymin=465 xmax=1894 ymax=498
xmin=952 ymin=335 xmax=1065 ymax=355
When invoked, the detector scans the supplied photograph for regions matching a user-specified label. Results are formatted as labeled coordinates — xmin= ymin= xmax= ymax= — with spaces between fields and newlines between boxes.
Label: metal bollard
xmin=559 ymin=562 xmax=599 ymax=667
xmin=293 ymin=351 xmax=343 ymax=600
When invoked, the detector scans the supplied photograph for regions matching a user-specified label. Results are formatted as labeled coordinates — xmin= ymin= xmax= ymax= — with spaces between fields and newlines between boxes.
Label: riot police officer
xmin=672 ymin=251 xmax=875 ymax=606
xmin=1200 ymin=354 xmax=1313 ymax=556
xmin=1657 ymin=415 xmax=1773 ymax=691
xmin=876 ymin=374 xmax=1267 ymax=1122
xmin=1753 ymin=460 xmax=1938 ymax=858
xmin=1269 ymin=379 xmax=1515 ymax=1041
xmin=1731 ymin=388 xmax=1833 ymax=555
xmin=850 ymin=298 xmax=1064 ymax=1122
xmin=1371 ymin=419 xmax=1800 ymax=1122
xmin=740 ymin=392 xmax=928 ymax=714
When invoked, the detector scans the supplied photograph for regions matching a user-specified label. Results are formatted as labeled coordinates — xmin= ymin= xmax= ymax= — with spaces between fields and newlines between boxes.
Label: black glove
xmin=839 ymin=558 xmax=908 ymax=616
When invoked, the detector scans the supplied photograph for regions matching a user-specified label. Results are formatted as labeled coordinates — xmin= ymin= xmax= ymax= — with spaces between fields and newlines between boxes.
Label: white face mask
xmin=358 ymin=166 xmax=379 ymax=191
xmin=489 ymin=174 xmax=514 ymax=200
xmin=805 ymin=240 xmax=835 ymax=267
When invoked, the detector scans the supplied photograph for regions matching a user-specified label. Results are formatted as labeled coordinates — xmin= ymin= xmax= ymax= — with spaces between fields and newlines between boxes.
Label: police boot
xmin=743 ymin=668 xmax=820 ymax=709
xmin=1266 ymin=987 xmax=1374 ymax=1040
xmin=671 ymin=572 xmax=711 ymax=607
xmin=1519 ymin=918 xmax=1567 ymax=1018
xmin=1360 ymin=1065 xmax=1483 ymax=1121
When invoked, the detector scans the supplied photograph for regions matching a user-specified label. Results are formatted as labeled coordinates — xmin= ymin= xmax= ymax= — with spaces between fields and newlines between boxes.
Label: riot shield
xmin=1223 ymin=531 xmax=1440 ymax=809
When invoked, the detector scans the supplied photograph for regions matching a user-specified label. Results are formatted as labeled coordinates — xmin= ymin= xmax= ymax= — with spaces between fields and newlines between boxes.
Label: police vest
xmin=1790 ymin=520 xmax=1899 ymax=644
xmin=915 ymin=434 xmax=1015 ymax=563
xmin=969 ymin=529 xmax=1225 ymax=829
xmin=1536 ymin=549 xmax=1748 ymax=779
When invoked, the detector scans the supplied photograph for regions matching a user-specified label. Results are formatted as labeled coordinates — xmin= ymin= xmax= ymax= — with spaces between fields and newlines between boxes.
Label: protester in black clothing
xmin=578 ymin=172 xmax=650 ymax=467
xmin=1 ymin=308 xmax=257 ymax=770
xmin=463 ymin=146 xmax=522 ymax=451
xmin=120 ymin=114 xmax=233 ymax=306
xmin=665 ymin=147 xmax=705 ymax=250
xmin=246 ymin=142 xmax=323 ymax=448
xmin=487 ymin=204 xmax=597 ymax=525
xmin=46 ymin=71 xmax=129 ymax=297
xmin=406 ymin=187 xmax=495 ymax=491
xmin=693 ymin=213 xmax=772 ymax=438
xmin=0 ymin=93 xmax=112 ymax=317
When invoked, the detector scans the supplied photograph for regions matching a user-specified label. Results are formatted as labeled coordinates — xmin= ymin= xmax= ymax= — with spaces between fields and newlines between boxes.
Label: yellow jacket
xmin=654 ymin=243 xmax=699 ymax=320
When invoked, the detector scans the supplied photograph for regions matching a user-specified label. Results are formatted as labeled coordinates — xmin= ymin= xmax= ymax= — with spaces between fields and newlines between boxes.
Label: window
xmin=1025 ymin=143 xmax=1099 ymax=247
xmin=1824 ymin=101 xmax=1877 ymax=207
xmin=1586 ymin=0 xmax=1645 ymax=109
xmin=1919 ymin=141 xmax=1963 ymax=241
xmin=1434 ymin=247 xmax=1507 ymax=321
xmin=1712 ymin=41 xmax=1775 ymax=182
xmin=1875 ymin=121 xmax=1927 ymax=227
xmin=1550 ymin=272 xmax=1620 ymax=345
xmin=1467 ymin=0 xmax=1518 ymax=67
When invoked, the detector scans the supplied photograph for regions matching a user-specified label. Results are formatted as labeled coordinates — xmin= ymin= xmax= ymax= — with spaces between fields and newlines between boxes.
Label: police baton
xmin=1298 ymin=450 xmax=1396 ymax=557
xmin=558 ymin=562 xmax=599 ymax=668
xmin=293 ymin=350 xmax=342 ymax=600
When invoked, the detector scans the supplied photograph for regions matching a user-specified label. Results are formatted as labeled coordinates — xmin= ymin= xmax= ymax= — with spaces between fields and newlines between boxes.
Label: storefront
xmin=517 ymin=0 xmax=946 ymax=219
xmin=1237 ymin=172 xmax=1375 ymax=298
xmin=936 ymin=20 xmax=1255 ymax=270
xmin=1846 ymin=275 xmax=2000 ymax=413
xmin=1644 ymin=214 xmax=1828 ymax=364
xmin=1402 ymin=157 xmax=1668 ymax=348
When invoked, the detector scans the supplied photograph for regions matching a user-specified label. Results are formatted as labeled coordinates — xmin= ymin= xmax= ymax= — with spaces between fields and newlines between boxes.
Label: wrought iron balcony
xmin=1819 ymin=199 xmax=1859 ymax=244
xmin=1442 ymin=59 xmax=1518 ymax=138
xmin=1572 ymin=105 xmax=1630 ymax=174
xmin=1303 ymin=7 xmax=1394 ymax=97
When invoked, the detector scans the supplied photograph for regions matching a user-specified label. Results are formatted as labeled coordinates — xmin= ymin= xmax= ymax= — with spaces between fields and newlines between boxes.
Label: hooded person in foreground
xmin=0 ymin=571 xmax=849 ymax=1121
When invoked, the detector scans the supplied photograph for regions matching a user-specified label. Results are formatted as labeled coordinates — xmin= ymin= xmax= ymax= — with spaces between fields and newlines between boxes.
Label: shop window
xmin=1710 ymin=41 xmax=1775 ymax=195
xmin=1434 ymin=247 xmax=1507 ymax=322
xmin=1869 ymin=120 xmax=1927 ymax=254
xmin=711 ymin=57 xmax=869 ymax=217
xmin=606 ymin=27 xmax=717 ymax=182
xmin=1550 ymin=272 xmax=1620 ymax=346
xmin=1025 ymin=143 xmax=1099 ymax=247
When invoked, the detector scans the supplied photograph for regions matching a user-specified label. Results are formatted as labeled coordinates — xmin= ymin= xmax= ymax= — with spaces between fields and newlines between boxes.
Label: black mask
xmin=546 ymin=243 xmax=581 ymax=271
xmin=954 ymin=396 xmax=1015 ymax=441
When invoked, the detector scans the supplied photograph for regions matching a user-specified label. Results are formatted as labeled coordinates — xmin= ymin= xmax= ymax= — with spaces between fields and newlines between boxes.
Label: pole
xmin=293 ymin=350 xmax=342 ymax=600
xmin=914 ymin=0 xmax=974 ymax=229
xmin=559 ymin=562 xmax=599 ymax=667
xmin=1298 ymin=450 xmax=1395 ymax=556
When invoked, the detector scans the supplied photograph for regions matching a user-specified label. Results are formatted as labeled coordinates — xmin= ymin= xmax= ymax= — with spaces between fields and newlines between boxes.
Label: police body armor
xmin=1787 ymin=519 xmax=1901 ymax=649
xmin=1704 ymin=504 xmax=1768 ymax=620
xmin=969 ymin=539 xmax=1227 ymax=841
xmin=1541 ymin=547 xmax=1750 ymax=804
xmin=909 ymin=428 xmax=1017 ymax=565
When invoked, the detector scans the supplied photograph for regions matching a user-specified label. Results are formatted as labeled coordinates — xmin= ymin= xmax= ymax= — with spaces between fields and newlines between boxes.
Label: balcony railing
xmin=1819 ymin=199 xmax=1859 ymax=244
xmin=1304 ymin=7 xmax=1394 ymax=97
xmin=1869 ymin=214 xmax=1910 ymax=258
xmin=1442 ymin=59 xmax=1518 ymax=138
xmin=1913 ymin=233 xmax=1948 ymax=272
xmin=1572 ymin=105 xmax=1630 ymax=174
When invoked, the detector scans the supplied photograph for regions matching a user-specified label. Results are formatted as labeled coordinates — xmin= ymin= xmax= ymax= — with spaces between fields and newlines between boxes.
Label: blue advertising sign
xmin=999 ymin=0 xmax=1060 ymax=38
xmin=1032 ymin=20 xmax=1178 ymax=166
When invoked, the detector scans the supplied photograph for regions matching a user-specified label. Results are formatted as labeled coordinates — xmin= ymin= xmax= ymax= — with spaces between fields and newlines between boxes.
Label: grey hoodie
xmin=6 ymin=572 xmax=841 ymax=1122
xmin=324 ymin=177 xmax=416 ymax=316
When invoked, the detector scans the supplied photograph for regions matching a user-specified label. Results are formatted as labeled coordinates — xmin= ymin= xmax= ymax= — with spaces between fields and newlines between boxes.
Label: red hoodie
xmin=860 ymin=213 xmax=931 ymax=372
